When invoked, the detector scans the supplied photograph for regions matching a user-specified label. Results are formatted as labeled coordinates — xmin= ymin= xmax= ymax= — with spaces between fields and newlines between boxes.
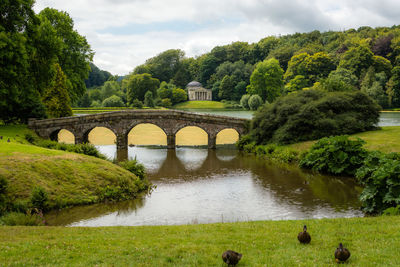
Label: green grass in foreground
xmin=1 ymin=216 xmax=399 ymax=266
xmin=173 ymin=100 xmax=227 ymax=109
xmin=0 ymin=125 xmax=146 ymax=208
xmin=288 ymin=126 xmax=400 ymax=154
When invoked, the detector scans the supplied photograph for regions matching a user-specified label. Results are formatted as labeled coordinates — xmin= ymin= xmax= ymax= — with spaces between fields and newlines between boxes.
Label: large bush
xmin=300 ymin=135 xmax=368 ymax=176
xmin=248 ymin=94 xmax=263 ymax=110
xmin=102 ymin=95 xmax=124 ymax=107
xmin=250 ymin=90 xmax=381 ymax=144
xmin=356 ymin=151 xmax=400 ymax=214
xmin=240 ymin=94 xmax=251 ymax=110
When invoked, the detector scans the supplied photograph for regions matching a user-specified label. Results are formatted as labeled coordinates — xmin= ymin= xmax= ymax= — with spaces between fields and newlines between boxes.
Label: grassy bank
xmin=288 ymin=126 xmax=400 ymax=154
xmin=0 ymin=125 xmax=149 ymax=210
xmin=173 ymin=101 xmax=227 ymax=109
xmin=0 ymin=216 xmax=399 ymax=266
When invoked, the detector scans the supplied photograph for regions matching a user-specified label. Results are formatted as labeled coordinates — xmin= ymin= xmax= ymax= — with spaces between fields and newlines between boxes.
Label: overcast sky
xmin=33 ymin=0 xmax=400 ymax=75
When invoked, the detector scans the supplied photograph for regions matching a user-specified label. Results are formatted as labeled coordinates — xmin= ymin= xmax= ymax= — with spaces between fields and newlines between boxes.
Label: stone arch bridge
xmin=28 ymin=110 xmax=249 ymax=159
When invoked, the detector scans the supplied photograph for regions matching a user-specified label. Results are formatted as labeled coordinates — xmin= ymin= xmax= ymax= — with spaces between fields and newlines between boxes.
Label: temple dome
xmin=187 ymin=81 xmax=202 ymax=88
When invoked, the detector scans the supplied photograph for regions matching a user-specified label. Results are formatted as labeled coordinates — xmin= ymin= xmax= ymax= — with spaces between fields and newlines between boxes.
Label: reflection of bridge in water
xmin=28 ymin=110 xmax=249 ymax=160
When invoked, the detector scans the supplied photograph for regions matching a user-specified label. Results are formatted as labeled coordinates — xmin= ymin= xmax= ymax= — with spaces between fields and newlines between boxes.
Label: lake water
xmin=47 ymin=110 xmax=400 ymax=226
xmin=46 ymin=147 xmax=363 ymax=226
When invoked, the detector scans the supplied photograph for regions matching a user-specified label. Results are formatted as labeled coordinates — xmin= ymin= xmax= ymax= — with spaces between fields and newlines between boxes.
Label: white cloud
xmin=33 ymin=0 xmax=400 ymax=75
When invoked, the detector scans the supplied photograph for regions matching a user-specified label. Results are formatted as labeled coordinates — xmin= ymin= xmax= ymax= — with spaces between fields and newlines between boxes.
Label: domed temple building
xmin=186 ymin=81 xmax=212 ymax=101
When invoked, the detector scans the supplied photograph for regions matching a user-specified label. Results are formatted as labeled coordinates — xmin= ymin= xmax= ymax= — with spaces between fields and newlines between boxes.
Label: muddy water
xmin=46 ymin=147 xmax=363 ymax=226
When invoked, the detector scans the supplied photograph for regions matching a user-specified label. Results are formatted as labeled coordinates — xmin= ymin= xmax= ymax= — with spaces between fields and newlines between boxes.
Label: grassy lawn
xmin=0 ymin=125 xmax=146 ymax=208
xmin=173 ymin=101 xmax=227 ymax=109
xmin=288 ymin=126 xmax=400 ymax=154
xmin=0 ymin=216 xmax=399 ymax=266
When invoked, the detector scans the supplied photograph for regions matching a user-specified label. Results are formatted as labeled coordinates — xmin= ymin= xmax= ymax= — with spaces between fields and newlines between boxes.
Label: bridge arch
xmin=176 ymin=126 xmax=208 ymax=147
xmin=128 ymin=123 xmax=167 ymax=146
xmin=216 ymin=128 xmax=240 ymax=145
xmin=49 ymin=128 xmax=76 ymax=144
xmin=83 ymin=126 xmax=117 ymax=145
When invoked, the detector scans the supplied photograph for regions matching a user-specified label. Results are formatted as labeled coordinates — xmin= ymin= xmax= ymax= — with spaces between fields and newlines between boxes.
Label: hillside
xmin=0 ymin=125 xmax=148 ymax=209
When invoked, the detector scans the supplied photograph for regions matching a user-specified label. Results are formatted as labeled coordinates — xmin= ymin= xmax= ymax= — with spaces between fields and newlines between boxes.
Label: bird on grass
xmin=222 ymin=250 xmax=242 ymax=266
xmin=335 ymin=243 xmax=350 ymax=263
xmin=297 ymin=225 xmax=311 ymax=244
xmin=7 ymin=138 xmax=10 ymax=142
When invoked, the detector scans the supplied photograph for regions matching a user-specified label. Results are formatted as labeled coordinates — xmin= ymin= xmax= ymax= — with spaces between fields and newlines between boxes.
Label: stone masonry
xmin=28 ymin=110 xmax=249 ymax=159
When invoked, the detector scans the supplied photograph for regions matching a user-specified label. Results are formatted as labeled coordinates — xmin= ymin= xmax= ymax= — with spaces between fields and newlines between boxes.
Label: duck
xmin=222 ymin=250 xmax=242 ymax=266
xmin=7 ymin=138 xmax=10 ymax=142
xmin=335 ymin=243 xmax=350 ymax=263
xmin=297 ymin=225 xmax=311 ymax=244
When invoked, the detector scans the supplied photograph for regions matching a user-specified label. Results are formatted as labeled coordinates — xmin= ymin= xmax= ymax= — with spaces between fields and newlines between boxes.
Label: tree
xmin=248 ymin=94 xmax=263 ymax=110
xmin=284 ymin=52 xmax=335 ymax=85
xmin=285 ymin=75 xmax=309 ymax=92
xmin=38 ymin=8 xmax=93 ymax=102
xmin=157 ymin=81 xmax=173 ymax=99
xmin=126 ymin=73 xmax=159 ymax=103
xmin=171 ymin=88 xmax=187 ymax=104
xmin=79 ymin=92 xmax=91 ymax=107
xmin=240 ymin=94 xmax=251 ymax=110
xmin=102 ymin=95 xmax=124 ymax=107
xmin=0 ymin=0 xmax=46 ymax=122
xmin=218 ymin=75 xmax=235 ymax=100
xmin=42 ymin=63 xmax=72 ymax=118
xmin=338 ymin=45 xmax=374 ymax=78
xmin=386 ymin=66 xmax=400 ymax=107
xmin=247 ymin=58 xmax=284 ymax=102
xmin=144 ymin=91 xmax=155 ymax=107
xmin=199 ymin=55 xmax=219 ymax=85
xmin=85 ymin=63 xmax=112 ymax=88
xmin=134 ymin=49 xmax=185 ymax=83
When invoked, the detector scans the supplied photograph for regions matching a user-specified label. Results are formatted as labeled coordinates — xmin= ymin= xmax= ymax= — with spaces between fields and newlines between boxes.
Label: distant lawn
xmin=1 ymin=216 xmax=400 ymax=266
xmin=173 ymin=101 xmax=227 ymax=109
xmin=288 ymin=126 xmax=400 ymax=153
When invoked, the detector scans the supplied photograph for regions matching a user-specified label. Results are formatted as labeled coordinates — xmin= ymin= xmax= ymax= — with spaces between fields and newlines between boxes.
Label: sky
xmin=33 ymin=0 xmax=400 ymax=75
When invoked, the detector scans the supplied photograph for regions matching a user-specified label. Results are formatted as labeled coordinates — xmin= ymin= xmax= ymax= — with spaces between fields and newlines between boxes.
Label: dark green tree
xmin=126 ymin=73 xmax=159 ymax=103
xmin=247 ymin=58 xmax=284 ymax=102
xmin=42 ymin=63 xmax=73 ymax=118
xmin=144 ymin=91 xmax=155 ymax=107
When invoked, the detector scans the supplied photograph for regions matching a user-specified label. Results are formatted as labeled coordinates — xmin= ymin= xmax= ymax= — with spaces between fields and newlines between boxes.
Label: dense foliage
xmin=299 ymin=136 xmax=368 ymax=176
xmin=356 ymin=151 xmax=400 ymax=214
xmin=0 ymin=1 xmax=92 ymax=122
xmin=250 ymin=90 xmax=381 ymax=144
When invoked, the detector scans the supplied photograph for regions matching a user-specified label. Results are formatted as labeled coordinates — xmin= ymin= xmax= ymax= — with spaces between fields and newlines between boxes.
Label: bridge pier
xmin=208 ymin=134 xmax=216 ymax=149
xmin=116 ymin=133 xmax=128 ymax=161
xmin=167 ymin=134 xmax=176 ymax=149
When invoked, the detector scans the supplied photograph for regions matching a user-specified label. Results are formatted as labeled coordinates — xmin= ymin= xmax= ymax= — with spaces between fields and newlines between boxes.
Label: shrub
xmin=144 ymin=91 xmax=155 ymax=107
xmin=383 ymin=206 xmax=400 ymax=216
xmin=0 ymin=212 xmax=44 ymax=226
xmin=250 ymin=89 xmax=381 ymax=144
xmin=0 ymin=176 xmax=8 ymax=215
xmin=236 ymin=134 xmax=253 ymax=150
xmin=160 ymin=98 xmax=172 ymax=108
xmin=102 ymin=95 xmax=124 ymax=107
xmin=118 ymin=159 xmax=146 ymax=180
xmin=300 ymin=135 xmax=368 ymax=176
xmin=30 ymin=187 xmax=49 ymax=211
xmin=130 ymin=99 xmax=143 ymax=108
xmin=248 ymin=94 xmax=263 ymax=110
xmin=240 ymin=94 xmax=251 ymax=110
xmin=171 ymin=88 xmax=187 ymax=104
xmin=24 ymin=132 xmax=38 ymax=143
xmin=356 ymin=151 xmax=400 ymax=214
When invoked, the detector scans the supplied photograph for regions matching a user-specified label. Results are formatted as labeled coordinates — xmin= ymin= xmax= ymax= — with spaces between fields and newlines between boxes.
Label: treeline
xmin=1 ymin=0 xmax=92 ymax=122
xmin=86 ymin=25 xmax=400 ymax=110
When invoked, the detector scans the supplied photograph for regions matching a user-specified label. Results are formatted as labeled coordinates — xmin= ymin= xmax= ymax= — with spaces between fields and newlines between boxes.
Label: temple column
xmin=167 ymin=134 xmax=176 ymax=149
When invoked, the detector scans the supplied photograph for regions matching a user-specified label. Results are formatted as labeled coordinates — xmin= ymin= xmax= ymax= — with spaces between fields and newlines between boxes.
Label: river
xmin=47 ymin=110 xmax=400 ymax=226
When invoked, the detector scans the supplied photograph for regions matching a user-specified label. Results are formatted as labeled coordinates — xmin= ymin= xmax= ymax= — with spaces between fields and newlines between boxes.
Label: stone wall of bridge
xmin=28 ymin=110 xmax=249 ymax=159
